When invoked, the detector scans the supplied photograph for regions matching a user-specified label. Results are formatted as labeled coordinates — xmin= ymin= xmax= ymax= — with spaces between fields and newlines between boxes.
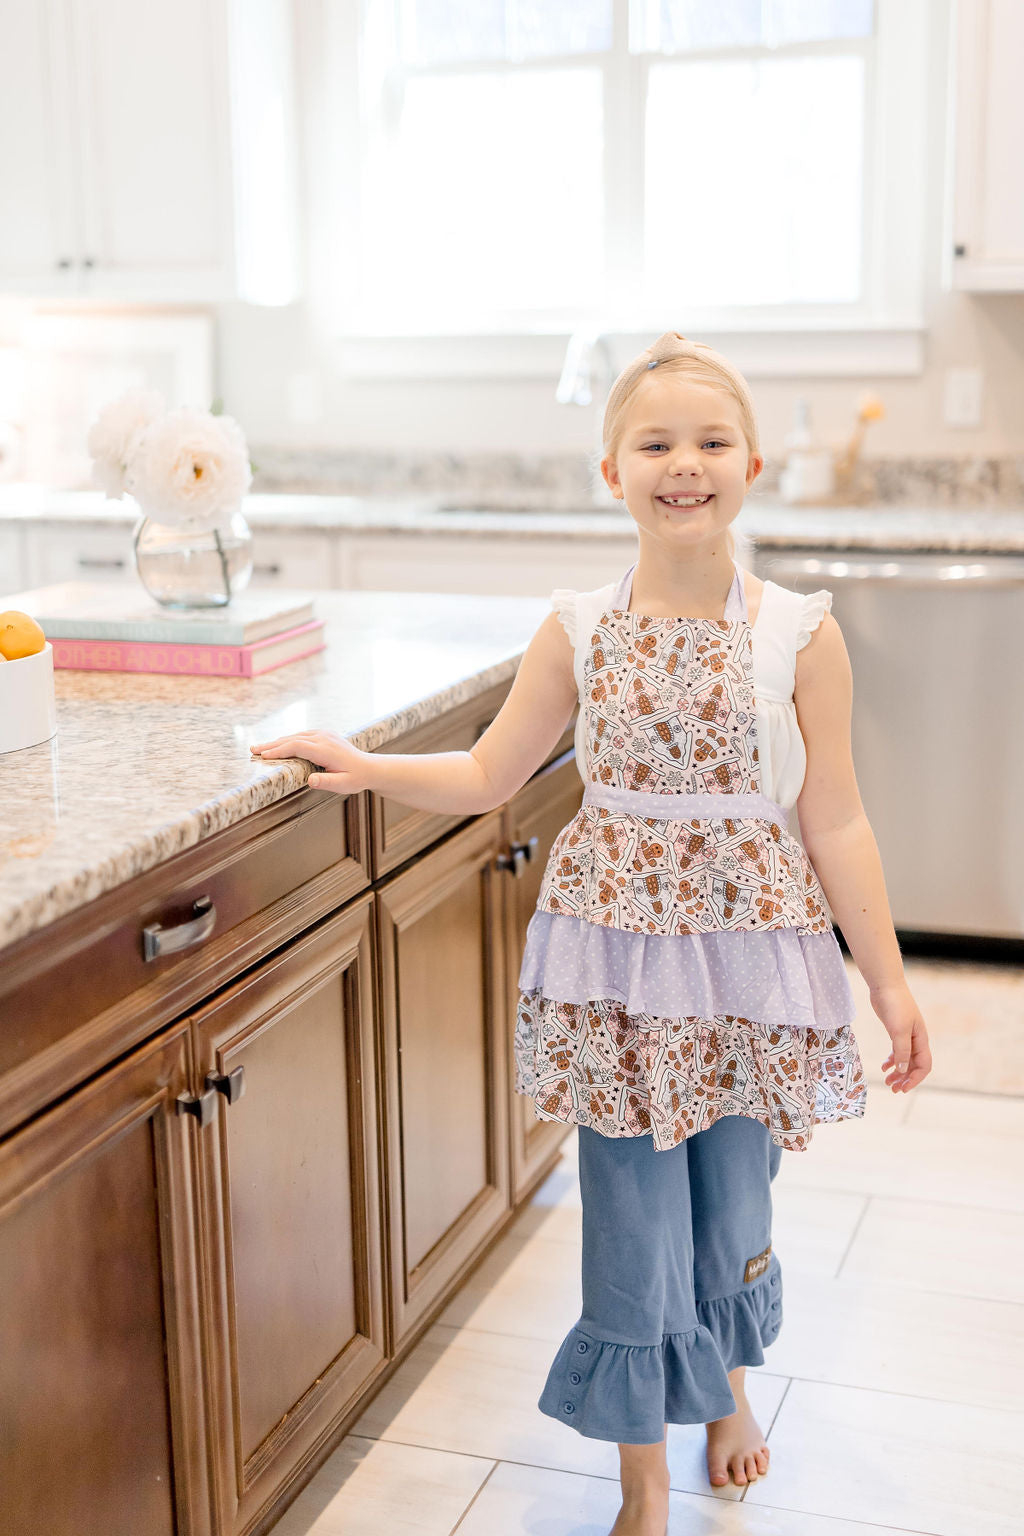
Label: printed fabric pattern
xmin=514 ymin=572 xmax=868 ymax=1153
xmin=537 ymin=610 xmax=832 ymax=935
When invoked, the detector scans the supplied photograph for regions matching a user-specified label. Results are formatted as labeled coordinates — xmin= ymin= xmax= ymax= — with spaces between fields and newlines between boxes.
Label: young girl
xmin=251 ymin=331 xmax=932 ymax=1536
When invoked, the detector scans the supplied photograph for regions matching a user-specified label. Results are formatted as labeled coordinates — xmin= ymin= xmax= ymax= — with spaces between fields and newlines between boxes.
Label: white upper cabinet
xmin=948 ymin=0 xmax=1024 ymax=291
xmin=0 ymin=0 xmax=298 ymax=303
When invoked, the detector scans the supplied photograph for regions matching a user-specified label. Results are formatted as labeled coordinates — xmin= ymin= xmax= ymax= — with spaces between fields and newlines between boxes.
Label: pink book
xmin=50 ymin=618 xmax=326 ymax=677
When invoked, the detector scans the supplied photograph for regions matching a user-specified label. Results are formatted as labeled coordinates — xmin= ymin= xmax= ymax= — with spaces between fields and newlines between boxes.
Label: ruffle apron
xmin=514 ymin=559 xmax=867 ymax=1152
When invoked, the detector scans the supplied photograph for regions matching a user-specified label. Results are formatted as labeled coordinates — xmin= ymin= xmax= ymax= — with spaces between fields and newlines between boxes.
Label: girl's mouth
xmin=657 ymin=494 xmax=714 ymax=508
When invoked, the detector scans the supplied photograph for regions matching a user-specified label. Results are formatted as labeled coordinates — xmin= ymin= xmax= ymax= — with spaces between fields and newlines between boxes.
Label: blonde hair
xmin=596 ymin=330 xmax=761 ymax=562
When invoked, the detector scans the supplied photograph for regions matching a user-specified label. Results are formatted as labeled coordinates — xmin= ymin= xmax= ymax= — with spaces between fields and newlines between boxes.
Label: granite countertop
xmin=3 ymin=486 xmax=1024 ymax=550
xmin=0 ymin=588 xmax=548 ymax=951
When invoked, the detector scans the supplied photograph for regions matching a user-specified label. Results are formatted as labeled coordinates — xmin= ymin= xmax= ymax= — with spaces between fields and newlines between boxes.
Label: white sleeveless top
xmin=551 ymin=572 xmax=832 ymax=812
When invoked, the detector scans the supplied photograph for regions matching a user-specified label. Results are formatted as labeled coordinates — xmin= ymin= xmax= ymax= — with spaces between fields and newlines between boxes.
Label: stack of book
xmin=4 ymin=582 xmax=327 ymax=677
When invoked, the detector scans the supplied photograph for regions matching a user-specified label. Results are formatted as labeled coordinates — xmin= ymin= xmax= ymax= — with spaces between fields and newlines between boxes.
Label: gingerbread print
xmin=514 ymin=565 xmax=868 ymax=1153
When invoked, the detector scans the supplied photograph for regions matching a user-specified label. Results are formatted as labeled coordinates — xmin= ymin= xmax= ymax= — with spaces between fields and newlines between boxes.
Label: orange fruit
xmin=0 ymin=610 xmax=46 ymax=660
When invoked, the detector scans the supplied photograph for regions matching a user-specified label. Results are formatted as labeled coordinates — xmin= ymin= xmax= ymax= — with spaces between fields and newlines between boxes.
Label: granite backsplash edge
xmin=249 ymin=449 xmax=1024 ymax=509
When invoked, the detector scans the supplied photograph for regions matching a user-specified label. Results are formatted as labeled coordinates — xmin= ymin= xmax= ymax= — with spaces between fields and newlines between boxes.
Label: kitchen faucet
xmin=556 ymin=329 xmax=618 ymax=501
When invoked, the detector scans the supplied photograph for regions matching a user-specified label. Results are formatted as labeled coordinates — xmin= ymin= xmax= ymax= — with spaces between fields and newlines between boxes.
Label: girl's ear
xmin=746 ymin=454 xmax=764 ymax=487
xmin=601 ymin=456 xmax=623 ymax=497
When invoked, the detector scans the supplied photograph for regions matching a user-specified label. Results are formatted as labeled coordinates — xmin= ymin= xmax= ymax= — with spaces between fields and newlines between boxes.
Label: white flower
xmin=127 ymin=408 xmax=253 ymax=530
xmin=86 ymin=387 xmax=166 ymax=499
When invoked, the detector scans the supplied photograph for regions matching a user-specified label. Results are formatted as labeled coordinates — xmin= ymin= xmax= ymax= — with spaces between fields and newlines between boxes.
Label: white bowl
xmin=0 ymin=642 xmax=58 ymax=753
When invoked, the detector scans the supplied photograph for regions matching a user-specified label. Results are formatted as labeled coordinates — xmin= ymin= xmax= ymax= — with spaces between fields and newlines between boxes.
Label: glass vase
xmin=132 ymin=509 xmax=254 ymax=609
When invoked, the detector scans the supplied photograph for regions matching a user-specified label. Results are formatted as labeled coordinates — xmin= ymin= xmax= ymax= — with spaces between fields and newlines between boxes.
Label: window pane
xmin=361 ymin=68 xmax=604 ymax=320
xmin=402 ymin=0 xmax=612 ymax=67
xmin=640 ymin=1 xmax=873 ymax=53
xmin=659 ymin=1 xmax=762 ymax=52
xmin=644 ymin=55 xmax=864 ymax=304
xmin=769 ymin=1 xmax=873 ymax=46
xmin=514 ymin=1 xmax=612 ymax=58
xmin=400 ymin=1 xmax=506 ymax=67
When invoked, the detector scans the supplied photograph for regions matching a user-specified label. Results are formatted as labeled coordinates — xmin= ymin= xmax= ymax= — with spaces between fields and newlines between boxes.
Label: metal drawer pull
xmin=176 ymin=1089 xmax=218 ymax=1128
xmin=205 ymin=1066 xmax=246 ymax=1104
xmin=252 ymin=562 xmax=282 ymax=576
xmin=497 ymin=836 xmax=539 ymax=877
xmin=77 ymin=556 xmax=126 ymax=569
xmin=143 ymin=895 xmax=216 ymax=961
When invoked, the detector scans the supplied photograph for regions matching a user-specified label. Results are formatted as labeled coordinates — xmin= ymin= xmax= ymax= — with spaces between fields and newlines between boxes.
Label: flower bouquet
xmin=87 ymin=388 xmax=255 ymax=608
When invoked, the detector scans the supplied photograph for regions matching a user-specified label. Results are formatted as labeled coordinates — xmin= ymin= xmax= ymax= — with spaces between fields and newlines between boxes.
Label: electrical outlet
xmin=943 ymin=367 xmax=983 ymax=428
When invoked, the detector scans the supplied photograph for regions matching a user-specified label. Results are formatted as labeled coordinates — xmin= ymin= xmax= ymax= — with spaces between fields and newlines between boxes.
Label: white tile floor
xmin=271 ymin=955 xmax=1024 ymax=1536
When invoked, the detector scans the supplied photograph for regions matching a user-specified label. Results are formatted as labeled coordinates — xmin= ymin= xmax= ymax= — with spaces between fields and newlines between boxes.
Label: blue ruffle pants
xmin=538 ymin=1114 xmax=784 ymax=1444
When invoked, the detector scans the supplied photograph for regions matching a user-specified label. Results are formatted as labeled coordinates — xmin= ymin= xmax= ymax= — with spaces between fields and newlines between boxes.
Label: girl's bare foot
xmin=608 ymin=1476 xmax=669 ymax=1536
xmin=705 ymin=1366 xmax=770 ymax=1488
xmin=611 ymin=1441 xmax=670 ymax=1536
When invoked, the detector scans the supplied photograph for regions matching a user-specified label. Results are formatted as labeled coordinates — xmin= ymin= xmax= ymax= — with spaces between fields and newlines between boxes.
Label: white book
xmin=3 ymin=581 xmax=317 ymax=645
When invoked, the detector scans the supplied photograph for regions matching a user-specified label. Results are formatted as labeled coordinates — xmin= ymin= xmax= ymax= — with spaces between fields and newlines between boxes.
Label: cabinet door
xmin=67 ymin=0 xmax=235 ymax=299
xmin=0 ymin=1024 xmax=209 ymax=1536
xmin=191 ymin=896 xmax=385 ymax=1536
xmin=377 ymin=810 xmax=511 ymax=1347
xmin=503 ymin=748 xmax=581 ymax=1202
xmin=950 ymin=0 xmax=1024 ymax=289
xmin=0 ymin=0 xmax=81 ymax=293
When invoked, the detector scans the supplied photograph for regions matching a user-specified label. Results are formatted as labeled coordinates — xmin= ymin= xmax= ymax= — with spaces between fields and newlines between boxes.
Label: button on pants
xmin=538 ymin=1114 xmax=784 ymax=1444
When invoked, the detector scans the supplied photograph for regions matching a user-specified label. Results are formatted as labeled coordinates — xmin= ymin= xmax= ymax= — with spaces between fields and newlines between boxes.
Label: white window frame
xmin=307 ymin=0 xmax=936 ymax=379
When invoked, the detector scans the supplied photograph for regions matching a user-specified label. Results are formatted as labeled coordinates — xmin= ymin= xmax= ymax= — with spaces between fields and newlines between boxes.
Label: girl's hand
xmin=250 ymin=730 xmax=370 ymax=795
xmin=870 ymin=981 xmax=933 ymax=1093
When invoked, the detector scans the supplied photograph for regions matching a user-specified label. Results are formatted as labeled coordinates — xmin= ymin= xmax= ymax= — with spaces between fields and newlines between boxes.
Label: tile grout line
xmin=339 ymin=1433 xmax=951 ymax=1536
xmin=445 ymin=1457 xmax=502 ymax=1536
xmin=833 ymin=1192 xmax=873 ymax=1280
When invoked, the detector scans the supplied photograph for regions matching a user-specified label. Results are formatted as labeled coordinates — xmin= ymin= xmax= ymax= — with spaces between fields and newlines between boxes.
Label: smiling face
xmin=601 ymin=373 xmax=763 ymax=552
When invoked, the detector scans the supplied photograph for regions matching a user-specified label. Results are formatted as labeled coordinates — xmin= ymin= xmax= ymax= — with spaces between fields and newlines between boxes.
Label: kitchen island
xmin=0 ymin=588 xmax=580 ymax=1536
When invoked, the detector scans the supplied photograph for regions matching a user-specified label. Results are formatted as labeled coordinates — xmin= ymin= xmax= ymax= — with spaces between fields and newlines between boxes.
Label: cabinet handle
xmin=82 ymin=257 xmax=95 ymax=269
xmin=252 ymin=562 xmax=282 ymax=576
xmin=56 ymin=257 xmax=72 ymax=270
xmin=176 ymin=1089 xmax=218 ymax=1128
xmin=496 ymin=835 xmax=539 ymax=877
xmin=205 ymin=1066 xmax=246 ymax=1105
xmin=77 ymin=555 xmax=126 ymax=570
xmin=142 ymin=895 xmax=216 ymax=961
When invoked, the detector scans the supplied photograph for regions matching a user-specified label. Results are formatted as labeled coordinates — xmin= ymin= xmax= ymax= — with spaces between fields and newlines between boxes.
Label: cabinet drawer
xmin=0 ymin=788 xmax=371 ymax=1139
xmin=248 ymin=531 xmax=336 ymax=588
xmin=369 ymin=681 xmax=576 ymax=879
xmin=0 ymin=525 xmax=26 ymax=593
xmin=33 ymin=523 xmax=136 ymax=583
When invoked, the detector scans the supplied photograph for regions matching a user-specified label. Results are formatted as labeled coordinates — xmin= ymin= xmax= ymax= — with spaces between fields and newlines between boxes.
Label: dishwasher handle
xmin=761 ymin=554 xmax=1024 ymax=587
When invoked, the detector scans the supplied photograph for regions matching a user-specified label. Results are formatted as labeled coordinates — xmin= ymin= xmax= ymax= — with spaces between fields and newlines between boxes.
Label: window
xmin=317 ymin=0 xmax=932 ymax=370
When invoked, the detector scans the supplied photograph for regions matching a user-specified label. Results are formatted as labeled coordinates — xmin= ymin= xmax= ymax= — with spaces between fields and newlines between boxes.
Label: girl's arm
xmin=792 ymin=613 xmax=933 ymax=1094
xmin=250 ymin=610 xmax=579 ymax=817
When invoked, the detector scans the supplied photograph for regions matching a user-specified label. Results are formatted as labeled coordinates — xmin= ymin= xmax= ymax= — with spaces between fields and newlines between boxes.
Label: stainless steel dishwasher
xmin=750 ymin=548 xmax=1024 ymax=942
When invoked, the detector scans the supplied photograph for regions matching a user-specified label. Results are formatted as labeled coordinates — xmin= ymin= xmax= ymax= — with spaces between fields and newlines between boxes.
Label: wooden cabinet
xmin=0 ymin=1024 xmax=210 ymax=1536
xmin=503 ymin=749 xmax=584 ymax=1203
xmin=191 ymin=898 xmax=385 ymax=1536
xmin=948 ymin=0 xmax=1024 ymax=290
xmin=0 ymin=696 xmax=576 ymax=1533
xmin=377 ymin=812 xmax=511 ymax=1349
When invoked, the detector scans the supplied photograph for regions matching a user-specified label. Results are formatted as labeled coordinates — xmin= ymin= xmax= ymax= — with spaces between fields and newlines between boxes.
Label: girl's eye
xmin=642 ymin=440 xmax=728 ymax=452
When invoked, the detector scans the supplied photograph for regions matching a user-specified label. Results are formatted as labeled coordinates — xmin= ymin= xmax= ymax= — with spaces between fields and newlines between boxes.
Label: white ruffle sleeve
xmin=795 ymin=588 xmax=833 ymax=650
xmin=549 ymin=588 xmax=578 ymax=645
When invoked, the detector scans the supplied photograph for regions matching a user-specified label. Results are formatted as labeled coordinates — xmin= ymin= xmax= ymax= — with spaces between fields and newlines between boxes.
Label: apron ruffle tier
xmin=515 ymin=784 xmax=868 ymax=1153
